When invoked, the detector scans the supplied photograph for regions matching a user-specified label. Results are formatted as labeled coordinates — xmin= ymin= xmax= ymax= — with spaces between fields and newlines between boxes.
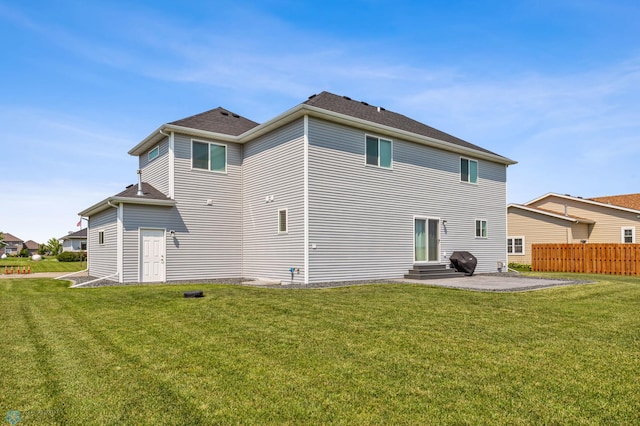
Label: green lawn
xmin=0 ymin=257 xmax=85 ymax=273
xmin=1 ymin=275 xmax=638 ymax=425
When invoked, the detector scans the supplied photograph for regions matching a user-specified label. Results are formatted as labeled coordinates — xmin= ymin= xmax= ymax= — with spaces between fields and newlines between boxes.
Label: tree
xmin=0 ymin=231 xmax=4 ymax=248
xmin=46 ymin=238 xmax=62 ymax=256
xmin=38 ymin=243 xmax=47 ymax=256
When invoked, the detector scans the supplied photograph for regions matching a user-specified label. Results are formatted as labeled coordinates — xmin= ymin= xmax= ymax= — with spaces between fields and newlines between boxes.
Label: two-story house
xmin=79 ymin=92 xmax=516 ymax=284
xmin=508 ymin=192 xmax=640 ymax=264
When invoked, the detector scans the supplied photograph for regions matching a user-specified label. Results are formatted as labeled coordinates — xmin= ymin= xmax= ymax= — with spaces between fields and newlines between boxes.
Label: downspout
xmin=107 ymin=200 xmax=124 ymax=283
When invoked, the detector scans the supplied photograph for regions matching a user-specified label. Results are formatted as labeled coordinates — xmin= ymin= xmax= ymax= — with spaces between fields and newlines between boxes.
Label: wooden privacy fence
xmin=532 ymin=243 xmax=640 ymax=276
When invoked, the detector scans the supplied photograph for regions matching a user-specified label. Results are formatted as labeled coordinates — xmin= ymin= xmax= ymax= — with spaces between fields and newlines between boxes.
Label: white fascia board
xmin=79 ymin=197 xmax=176 ymax=217
xmin=525 ymin=192 xmax=640 ymax=215
xmin=127 ymin=103 xmax=515 ymax=166
xmin=508 ymin=204 xmax=595 ymax=224
xmin=129 ymin=124 xmax=239 ymax=156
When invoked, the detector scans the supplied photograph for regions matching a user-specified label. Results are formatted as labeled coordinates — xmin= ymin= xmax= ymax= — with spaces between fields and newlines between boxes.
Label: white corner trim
xmin=169 ymin=131 xmax=175 ymax=199
xmin=116 ymin=203 xmax=123 ymax=283
xmin=303 ymin=115 xmax=310 ymax=285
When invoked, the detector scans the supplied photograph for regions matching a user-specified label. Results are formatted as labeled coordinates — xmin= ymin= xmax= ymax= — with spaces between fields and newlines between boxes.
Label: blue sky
xmin=1 ymin=0 xmax=639 ymax=244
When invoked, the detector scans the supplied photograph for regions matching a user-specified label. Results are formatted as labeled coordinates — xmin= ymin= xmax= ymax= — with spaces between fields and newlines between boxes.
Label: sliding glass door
xmin=414 ymin=217 xmax=440 ymax=262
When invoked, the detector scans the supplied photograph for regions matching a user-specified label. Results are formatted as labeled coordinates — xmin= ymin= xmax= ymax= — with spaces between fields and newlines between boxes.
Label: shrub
xmin=18 ymin=248 xmax=30 ymax=258
xmin=508 ymin=262 xmax=532 ymax=272
xmin=57 ymin=251 xmax=86 ymax=262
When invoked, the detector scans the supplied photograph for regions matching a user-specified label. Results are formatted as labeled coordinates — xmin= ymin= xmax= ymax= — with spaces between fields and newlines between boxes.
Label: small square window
xmin=98 ymin=231 xmax=105 ymax=245
xmin=507 ymin=237 xmax=524 ymax=254
xmin=192 ymin=140 xmax=227 ymax=173
xmin=622 ymin=227 xmax=635 ymax=243
xmin=475 ymin=219 xmax=487 ymax=238
xmin=148 ymin=145 xmax=160 ymax=162
xmin=365 ymin=136 xmax=393 ymax=169
xmin=278 ymin=209 xmax=288 ymax=234
xmin=461 ymin=158 xmax=478 ymax=183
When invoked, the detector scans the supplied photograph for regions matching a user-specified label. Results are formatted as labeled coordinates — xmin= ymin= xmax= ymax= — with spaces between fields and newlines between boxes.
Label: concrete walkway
xmin=397 ymin=274 xmax=590 ymax=292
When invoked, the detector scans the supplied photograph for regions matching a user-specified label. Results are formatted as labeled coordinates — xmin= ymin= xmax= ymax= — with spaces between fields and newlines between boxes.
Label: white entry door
xmin=141 ymin=229 xmax=165 ymax=282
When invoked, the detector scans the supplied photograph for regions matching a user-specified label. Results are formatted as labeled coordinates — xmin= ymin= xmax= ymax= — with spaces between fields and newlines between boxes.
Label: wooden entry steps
xmin=404 ymin=263 xmax=465 ymax=280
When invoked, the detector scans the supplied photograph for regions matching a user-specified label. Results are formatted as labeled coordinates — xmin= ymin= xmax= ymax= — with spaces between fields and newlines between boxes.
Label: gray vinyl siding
xmin=139 ymin=137 xmax=170 ymax=196
xmin=307 ymin=117 xmax=507 ymax=282
xmin=242 ymin=120 xmax=305 ymax=282
xmin=88 ymin=208 xmax=117 ymax=279
xmin=168 ymin=133 xmax=243 ymax=280
xmin=121 ymin=204 xmax=177 ymax=282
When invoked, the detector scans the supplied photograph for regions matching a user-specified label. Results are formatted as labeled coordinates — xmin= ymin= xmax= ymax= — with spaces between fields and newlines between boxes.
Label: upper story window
xmin=460 ymin=158 xmax=478 ymax=184
xmin=475 ymin=219 xmax=487 ymax=238
xmin=192 ymin=140 xmax=227 ymax=173
xmin=365 ymin=135 xmax=392 ymax=169
xmin=507 ymin=237 xmax=524 ymax=254
xmin=148 ymin=145 xmax=160 ymax=162
xmin=622 ymin=227 xmax=635 ymax=243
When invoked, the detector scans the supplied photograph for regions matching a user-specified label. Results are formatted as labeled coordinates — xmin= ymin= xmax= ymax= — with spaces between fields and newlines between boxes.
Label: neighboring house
xmin=60 ymin=228 xmax=88 ymax=252
xmin=508 ymin=192 xmax=640 ymax=264
xmin=1 ymin=233 xmax=39 ymax=256
xmin=24 ymin=240 xmax=40 ymax=256
xmin=80 ymin=91 xmax=516 ymax=284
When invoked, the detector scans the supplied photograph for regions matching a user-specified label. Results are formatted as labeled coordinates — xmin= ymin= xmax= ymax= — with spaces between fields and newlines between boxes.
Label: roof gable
xmin=169 ymin=107 xmax=259 ymax=136
xmin=526 ymin=192 xmax=640 ymax=215
xmin=1 ymin=233 xmax=22 ymax=243
xmin=508 ymin=204 xmax=595 ymax=224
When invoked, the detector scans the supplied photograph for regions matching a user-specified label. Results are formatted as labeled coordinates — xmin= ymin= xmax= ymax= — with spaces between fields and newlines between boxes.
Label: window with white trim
xmin=148 ymin=145 xmax=160 ymax=162
xmin=278 ymin=209 xmax=288 ymax=234
xmin=98 ymin=231 xmax=105 ymax=245
xmin=507 ymin=236 xmax=524 ymax=254
xmin=192 ymin=140 xmax=227 ymax=173
xmin=365 ymin=135 xmax=392 ymax=168
xmin=475 ymin=219 xmax=487 ymax=238
xmin=460 ymin=158 xmax=478 ymax=183
xmin=622 ymin=227 xmax=635 ymax=243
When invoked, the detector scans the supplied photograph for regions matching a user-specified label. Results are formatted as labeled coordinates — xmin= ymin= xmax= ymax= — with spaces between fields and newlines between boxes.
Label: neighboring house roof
xmin=169 ymin=107 xmax=260 ymax=135
xmin=508 ymin=204 xmax=596 ymax=224
xmin=24 ymin=240 xmax=39 ymax=250
xmin=129 ymin=91 xmax=516 ymax=166
xmin=589 ymin=193 xmax=640 ymax=211
xmin=79 ymin=182 xmax=176 ymax=217
xmin=2 ymin=233 xmax=23 ymax=243
xmin=525 ymin=192 xmax=640 ymax=215
xmin=61 ymin=228 xmax=87 ymax=240
xmin=304 ymin=92 xmax=501 ymax=157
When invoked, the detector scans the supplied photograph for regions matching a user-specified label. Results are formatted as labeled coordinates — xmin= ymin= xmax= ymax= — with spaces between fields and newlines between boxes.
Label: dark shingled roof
xmin=304 ymin=91 xmax=501 ymax=157
xmin=25 ymin=240 xmax=40 ymax=249
xmin=2 ymin=233 xmax=22 ymax=243
xmin=63 ymin=228 xmax=87 ymax=239
xmin=169 ymin=107 xmax=260 ymax=136
xmin=115 ymin=182 xmax=171 ymax=201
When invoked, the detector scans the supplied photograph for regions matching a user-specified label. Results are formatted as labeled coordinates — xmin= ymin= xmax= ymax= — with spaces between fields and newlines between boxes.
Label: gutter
xmin=128 ymin=105 xmax=517 ymax=166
